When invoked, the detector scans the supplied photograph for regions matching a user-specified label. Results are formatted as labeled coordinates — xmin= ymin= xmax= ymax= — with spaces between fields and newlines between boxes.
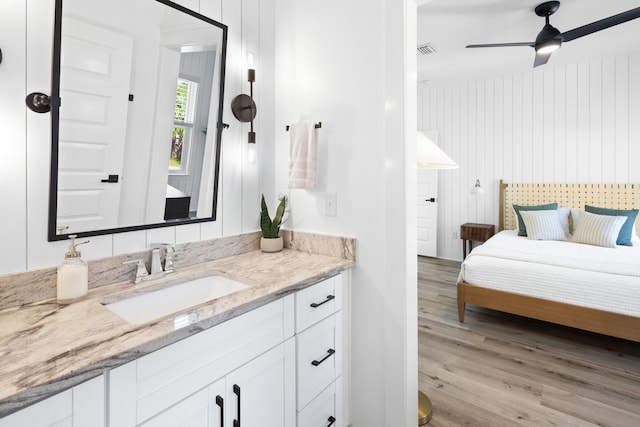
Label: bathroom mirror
xmin=48 ymin=0 xmax=227 ymax=241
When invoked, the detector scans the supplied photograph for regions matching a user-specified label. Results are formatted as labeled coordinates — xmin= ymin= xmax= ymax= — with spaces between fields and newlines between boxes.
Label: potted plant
xmin=260 ymin=194 xmax=286 ymax=252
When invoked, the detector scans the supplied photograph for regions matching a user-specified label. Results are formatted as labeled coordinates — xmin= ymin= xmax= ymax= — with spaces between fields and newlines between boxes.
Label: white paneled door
xmin=56 ymin=17 xmax=133 ymax=233
xmin=417 ymin=169 xmax=438 ymax=257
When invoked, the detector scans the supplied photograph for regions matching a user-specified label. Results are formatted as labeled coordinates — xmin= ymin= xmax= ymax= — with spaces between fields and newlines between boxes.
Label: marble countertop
xmin=0 ymin=248 xmax=354 ymax=417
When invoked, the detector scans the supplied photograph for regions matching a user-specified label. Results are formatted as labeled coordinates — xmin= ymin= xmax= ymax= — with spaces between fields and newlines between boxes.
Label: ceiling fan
xmin=466 ymin=1 xmax=640 ymax=67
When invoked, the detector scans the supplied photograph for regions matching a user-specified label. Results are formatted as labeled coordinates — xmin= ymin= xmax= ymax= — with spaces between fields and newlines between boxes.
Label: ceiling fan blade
xmin=561 ymin=7 xmax=640 ymax=42
xmin=533 ymin=52 xmax=551 ymax=68
xmin=466 ymin=42 xmax=534 ymax=48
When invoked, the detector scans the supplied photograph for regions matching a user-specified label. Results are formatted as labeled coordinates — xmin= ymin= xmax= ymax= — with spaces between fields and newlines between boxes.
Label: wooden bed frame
xmin=457 ymin=179 xmax=640 ymax=342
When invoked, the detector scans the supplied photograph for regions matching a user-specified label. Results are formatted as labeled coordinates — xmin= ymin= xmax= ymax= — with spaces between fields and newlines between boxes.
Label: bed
xmin=457 ymin=180 xmax=640 ymax=342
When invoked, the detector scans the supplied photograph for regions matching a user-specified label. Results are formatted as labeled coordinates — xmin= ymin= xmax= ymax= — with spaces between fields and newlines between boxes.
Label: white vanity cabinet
xmin=139 ymin=339 xmax=295 ymax=427
xmin=0 ymin=271 xmax=350 ymax=426
xmin=110 ymin=296 xmax=296 ymax=427
xmin=294 ymin=274 xmax=348 ymax=427
xmin=0 ymin=375 xmax=105 ymax=427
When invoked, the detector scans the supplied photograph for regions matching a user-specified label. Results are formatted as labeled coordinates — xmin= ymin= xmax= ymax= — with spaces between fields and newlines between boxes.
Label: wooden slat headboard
xmin=499 ymin=179 xmax=640 ymax=231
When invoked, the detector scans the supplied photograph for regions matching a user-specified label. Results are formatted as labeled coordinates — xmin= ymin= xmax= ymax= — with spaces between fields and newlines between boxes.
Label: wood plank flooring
xmin=418 ymin=256 xmax=640 ymax=426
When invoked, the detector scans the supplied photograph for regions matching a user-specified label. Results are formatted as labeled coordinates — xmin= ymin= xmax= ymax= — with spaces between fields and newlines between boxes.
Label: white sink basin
xmin=104 ymin=275 xmax=250 ymax=325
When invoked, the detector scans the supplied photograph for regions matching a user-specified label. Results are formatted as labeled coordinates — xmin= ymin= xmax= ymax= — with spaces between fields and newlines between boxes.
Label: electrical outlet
xmin=452 ymin=231 xmax=457 ymax=239
xmin=325 ymin=193 xmax=337 ymax=217
xmin=278 ymin=190 xmax=291 ymax=212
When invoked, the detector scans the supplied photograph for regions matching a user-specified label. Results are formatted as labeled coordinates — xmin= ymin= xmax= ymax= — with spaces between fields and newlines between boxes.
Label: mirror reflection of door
xmin=56 ymin=17 xmax=133 ymax=232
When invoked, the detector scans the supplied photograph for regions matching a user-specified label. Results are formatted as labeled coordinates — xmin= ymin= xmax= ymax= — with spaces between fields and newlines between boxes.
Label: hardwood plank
xmin=541 ymin=384 xmax=640 ymax=427
xmin=418 ymin=256 xmax=640 ymax=426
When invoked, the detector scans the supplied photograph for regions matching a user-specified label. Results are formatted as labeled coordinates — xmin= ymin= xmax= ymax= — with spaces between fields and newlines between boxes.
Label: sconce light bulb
xmin=247 ymin=144 xmax=256 ymax=164
xmin=247 ymin=52 xmax=255 ymax=68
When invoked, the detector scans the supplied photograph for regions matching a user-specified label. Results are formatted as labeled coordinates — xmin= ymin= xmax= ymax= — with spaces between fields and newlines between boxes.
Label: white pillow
xmin=557 ymin=206 xmax=570 ymax=237
xmin=520 ymin=210 xmax=567 ymax=241
xmin=571 ymin=208 xmax=639 ymax=242
xmin=571 ymin=211 xmax=627 ymax=248
xmin=515 ymin=206 xmax=570 ymax=237
xmin=570 ymin=208 xmax=581 ymax=232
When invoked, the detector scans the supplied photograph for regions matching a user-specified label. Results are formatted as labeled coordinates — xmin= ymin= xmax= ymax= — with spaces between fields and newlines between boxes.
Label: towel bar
xmin=286 ymin=122 xmax=322 ymax=131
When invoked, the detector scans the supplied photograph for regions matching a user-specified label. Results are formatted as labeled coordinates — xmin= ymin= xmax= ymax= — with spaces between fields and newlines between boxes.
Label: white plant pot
xmin=260 ymin=236 xmax=283 ymax=253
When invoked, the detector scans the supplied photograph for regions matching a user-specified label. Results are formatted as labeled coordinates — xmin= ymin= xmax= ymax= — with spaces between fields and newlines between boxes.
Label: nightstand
xmin=460 ymin=223 xmax=495 ymax=259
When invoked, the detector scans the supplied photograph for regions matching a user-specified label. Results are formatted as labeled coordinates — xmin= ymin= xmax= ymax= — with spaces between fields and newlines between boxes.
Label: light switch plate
xmin=325 ymin=193 xmax=337 ymax=217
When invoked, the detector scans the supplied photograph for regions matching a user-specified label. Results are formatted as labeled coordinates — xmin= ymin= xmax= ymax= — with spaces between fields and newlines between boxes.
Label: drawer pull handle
xmin=215 ymin=395 xmax=224 ymax=427
xmin=327 ymin=416 xmax=336 ymax=426
xmin=310 ymin=294 xmax=335 ymax=308
xmin=311 ymin=348 xmax=336 ymax=366
xmin=233 ymin=384 xmax=241 ymax=427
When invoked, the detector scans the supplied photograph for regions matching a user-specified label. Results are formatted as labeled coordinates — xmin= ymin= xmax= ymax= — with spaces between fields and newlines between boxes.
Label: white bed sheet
xmin=460 ymin=230 xmax=640 ymax=317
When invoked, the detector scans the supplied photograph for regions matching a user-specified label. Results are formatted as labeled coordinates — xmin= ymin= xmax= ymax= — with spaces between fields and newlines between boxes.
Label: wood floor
xmin=418 ymin=256 xmax=640 ymax=427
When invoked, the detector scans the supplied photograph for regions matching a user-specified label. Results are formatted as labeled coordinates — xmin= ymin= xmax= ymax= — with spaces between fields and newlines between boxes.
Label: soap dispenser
xmin=57 ymin=235 xmax=90 ymax=304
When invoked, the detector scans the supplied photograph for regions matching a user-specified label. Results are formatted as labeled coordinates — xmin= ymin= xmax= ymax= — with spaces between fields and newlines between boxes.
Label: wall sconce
xmin=471 ymin=179 xmax=485 ymax=194
xmin=231 ymin=52 xmax=257 ymax=163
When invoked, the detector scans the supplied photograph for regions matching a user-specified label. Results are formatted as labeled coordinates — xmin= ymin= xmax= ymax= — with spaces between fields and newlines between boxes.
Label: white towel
xmin=288 ymin=123 xmax=317 ymax=189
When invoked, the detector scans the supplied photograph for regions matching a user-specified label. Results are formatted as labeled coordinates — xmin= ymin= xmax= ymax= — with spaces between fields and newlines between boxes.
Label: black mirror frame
xmin=47 ymin=0 xmax=228 ymax=242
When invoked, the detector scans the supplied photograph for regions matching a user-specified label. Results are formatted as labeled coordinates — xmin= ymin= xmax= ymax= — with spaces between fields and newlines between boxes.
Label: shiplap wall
xmin=419 ymin=52 xmax=640 ymax=261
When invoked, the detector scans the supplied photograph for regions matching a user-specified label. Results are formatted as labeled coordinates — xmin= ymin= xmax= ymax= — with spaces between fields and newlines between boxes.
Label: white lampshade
xmin=417 ymin=131 xmax=458 ymax=169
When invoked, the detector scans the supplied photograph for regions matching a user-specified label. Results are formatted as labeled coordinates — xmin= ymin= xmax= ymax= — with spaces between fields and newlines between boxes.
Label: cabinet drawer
xmin=297 ymin=312 xmax=342 ymax=409
xmin=296 ymin=275 xmax=341 ymax=333
xmin=298 ymin=380 xmax=342 ymax=427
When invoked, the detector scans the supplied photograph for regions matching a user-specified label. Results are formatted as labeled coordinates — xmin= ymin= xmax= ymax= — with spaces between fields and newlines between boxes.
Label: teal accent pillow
xmin=584 ymin=205 xmax=639 ymax=246
xmin=513 ymin=203 xmax=558 ymax=237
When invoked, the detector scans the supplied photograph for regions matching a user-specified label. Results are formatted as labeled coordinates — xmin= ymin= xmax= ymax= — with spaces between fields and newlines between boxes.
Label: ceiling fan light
xmin=536 ymin=40 xmax=561 ymax=54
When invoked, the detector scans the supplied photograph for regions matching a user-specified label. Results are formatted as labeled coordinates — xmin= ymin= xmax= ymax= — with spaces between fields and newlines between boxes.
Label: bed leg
xmin=457 ymin=283 xmax=466 ymax=322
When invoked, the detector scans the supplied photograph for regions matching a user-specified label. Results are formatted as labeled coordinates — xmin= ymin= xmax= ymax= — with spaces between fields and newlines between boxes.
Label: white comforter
xmin=459 ymin=230 xmax=640 ymax=317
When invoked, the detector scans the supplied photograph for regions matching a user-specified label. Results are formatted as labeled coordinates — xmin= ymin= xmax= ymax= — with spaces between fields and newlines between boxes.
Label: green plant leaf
xmin=272 ymin=197 xmax=286 ymax=230
xmin=260 ymin=195 xmax=277 ymax=238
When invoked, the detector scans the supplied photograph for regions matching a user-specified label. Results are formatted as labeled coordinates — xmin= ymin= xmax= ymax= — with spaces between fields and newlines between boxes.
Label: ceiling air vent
xmin=417 ymin=43 xmax=437 ymax=55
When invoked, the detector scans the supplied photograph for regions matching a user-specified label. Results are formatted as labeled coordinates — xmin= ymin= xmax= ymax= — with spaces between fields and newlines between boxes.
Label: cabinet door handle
xmin=233 ymin=384 xmax=241 ymax=427
xmin=215 ymin=395 xmax=224 ymax=427
xmin=311 ymin=348 xmax=336 ymax=366
xmin=326 ymin=416 xmax=336 ymax=426
xmin=310 ymin=294 xmax=335 ymax=308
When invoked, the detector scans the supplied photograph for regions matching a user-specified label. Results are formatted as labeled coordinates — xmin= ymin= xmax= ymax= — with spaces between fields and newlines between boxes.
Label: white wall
xmin=2 ymin=0 xmax=419 ymax=424
xmin=0 ymin=0 xmax=27 ymax=273
xmin=0 ymin=0 xmax=269 ymax=274
xmin=419 ymin=52 xmax=640 ymax=261
xmin=274 ymin=0 xmax=417 ymax=425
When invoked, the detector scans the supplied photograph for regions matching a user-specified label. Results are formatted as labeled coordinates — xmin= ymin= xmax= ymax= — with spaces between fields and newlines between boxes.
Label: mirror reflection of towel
xmin=288 ymin=123 xmax=317 ymax=189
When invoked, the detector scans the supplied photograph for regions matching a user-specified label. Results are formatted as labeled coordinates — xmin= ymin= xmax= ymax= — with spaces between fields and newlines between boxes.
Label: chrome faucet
xmin=123 ymin=259 xmax=149 ymax=284
xmin=150 ymin=248 xmax=163 ymax=274
xmin=123 ymin=244 xmax=182 ymax=284
xmin=163 ymin=244 xmax=179 ymax=273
